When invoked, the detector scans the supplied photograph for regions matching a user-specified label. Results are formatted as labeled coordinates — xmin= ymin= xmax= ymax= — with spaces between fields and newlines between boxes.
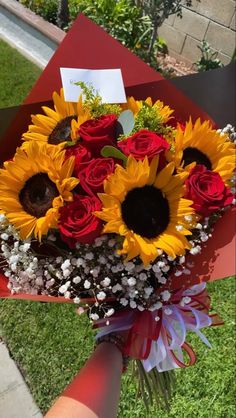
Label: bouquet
xmin=0 ymin=81 xmax=235 ymax=408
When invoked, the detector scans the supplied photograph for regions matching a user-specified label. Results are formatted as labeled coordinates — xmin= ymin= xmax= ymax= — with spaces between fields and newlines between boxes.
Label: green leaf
xmin=64 ymin=140 xmax=78 ymax=147
xmin=117 ymin=109 xmax=135 ymax=136
xmin=101 ymin=146 xmax=127 ymax=166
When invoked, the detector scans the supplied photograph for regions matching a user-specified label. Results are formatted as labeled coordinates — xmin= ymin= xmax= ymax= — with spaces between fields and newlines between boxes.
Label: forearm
xmin=45 ymin=342 xmax=123 ymax=418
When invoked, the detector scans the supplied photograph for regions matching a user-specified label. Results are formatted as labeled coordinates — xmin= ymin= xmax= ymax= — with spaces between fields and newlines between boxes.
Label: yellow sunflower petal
xmin=154 ymin=162 xmax=175 ymax=189
xmin=0 ymin=142 xmax=78 ymax=240
xmin=147 ymin=155 xmax=159 ymax=185
xmin=95 ymin=156 xmax=195 ymax=264
xmin=42 ymin=106 xmax=60 ymax=122
xmin=172 ymin=118 xmax=235 ymax=182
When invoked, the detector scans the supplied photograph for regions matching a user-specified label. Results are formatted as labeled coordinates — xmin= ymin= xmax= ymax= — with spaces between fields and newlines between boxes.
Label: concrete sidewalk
xmin=0 ymin=0 xmax=64 ymax=69
xmin=0 ymin=341 xmax=43 ymax=418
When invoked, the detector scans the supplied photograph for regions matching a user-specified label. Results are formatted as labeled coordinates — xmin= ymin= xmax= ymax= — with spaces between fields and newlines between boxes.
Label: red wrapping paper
xmin=0 ymin=14 xmax=235 ymax=301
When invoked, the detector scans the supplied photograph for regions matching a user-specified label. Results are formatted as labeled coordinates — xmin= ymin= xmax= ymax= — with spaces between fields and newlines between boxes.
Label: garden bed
xmin=15 ymin=0 xmax=196 ymax=77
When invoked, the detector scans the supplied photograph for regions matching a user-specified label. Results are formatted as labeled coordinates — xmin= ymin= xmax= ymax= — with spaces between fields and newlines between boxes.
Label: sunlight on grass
xmin=0 ymin=279 xmax=235 ymax=417
xmin=0 ymin=40 xmax=41 ymax=107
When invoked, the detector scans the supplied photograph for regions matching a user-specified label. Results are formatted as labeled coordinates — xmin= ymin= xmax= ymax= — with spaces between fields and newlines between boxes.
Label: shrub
xmin=69 ymin=0 xmax=152 ymax=54
xmin=195 ymin=41 xmax=224 ymax=72
xmin=20 ymin=0 xmax=58 ymax=24
xmin=19 ymin=0 xmax=180 ymax=72
xmin=20 ymin=0 xmax=158 ymax=68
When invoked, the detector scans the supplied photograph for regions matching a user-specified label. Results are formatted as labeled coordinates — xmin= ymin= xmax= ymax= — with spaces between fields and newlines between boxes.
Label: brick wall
xmin=158 ymin=0 xmax=236 ymax=65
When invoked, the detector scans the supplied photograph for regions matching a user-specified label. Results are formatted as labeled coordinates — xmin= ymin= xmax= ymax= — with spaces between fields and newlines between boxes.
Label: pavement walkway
xmin=0 ymin=0 xmax=64 ymax=68
xmin=0 ymin=341 xmax=43 ymax=418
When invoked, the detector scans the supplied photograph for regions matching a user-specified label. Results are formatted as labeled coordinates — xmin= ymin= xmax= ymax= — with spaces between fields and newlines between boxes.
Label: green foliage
xmin=195 ymin=40 xmax=224 ymax=72
xmin=20 ymin=0 xmax=201 ymax=73
xmin=18 ymin=0 xmax=203 ymax=72
xmin=20 ymin=0 xmax=58 ymax=24
xmin=74 ymin=81 xmax=121 ymax=117
xmin=156 ymin=36 xmax=168 ymax=54
xmin=70 ymin=0 xmax=151 ymax=53
xmin=134 ymin=104 xmax=172 ymax=137
xmin=20 ymin=0 xmax=160 ymax=68
xmin=101 ymin=146 xmax=128 ymax=165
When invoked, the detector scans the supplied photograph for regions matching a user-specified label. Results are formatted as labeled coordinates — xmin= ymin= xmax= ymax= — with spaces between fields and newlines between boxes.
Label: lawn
xmin=0 ymin=40 xmax=235 ymax=418
xmin=0 ymin=39 xmax=41 ymax=107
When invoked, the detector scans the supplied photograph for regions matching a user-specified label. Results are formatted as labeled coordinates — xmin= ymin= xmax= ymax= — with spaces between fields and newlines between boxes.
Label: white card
xmin=60 ymin=68 xmax=127 ymax=103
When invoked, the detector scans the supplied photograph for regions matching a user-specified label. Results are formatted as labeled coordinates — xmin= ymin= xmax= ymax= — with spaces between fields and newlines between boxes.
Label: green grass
xmin=0 ymin=280 xmax=235 ymax=417
xmin=0 ymin=40 xmax=235 ymax=417
xmin=0 ymin=40 xmax=41 ymax=107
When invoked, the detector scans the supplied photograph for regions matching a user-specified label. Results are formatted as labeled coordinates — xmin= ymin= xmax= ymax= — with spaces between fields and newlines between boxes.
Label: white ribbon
xmin=96 ymin=283 xmax=212 ymax=372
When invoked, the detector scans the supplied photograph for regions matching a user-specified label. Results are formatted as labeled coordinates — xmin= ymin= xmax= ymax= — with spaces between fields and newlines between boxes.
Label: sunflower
xmin=0 ymin=142 xmax=79 ymax=240
xmin=122 ymin=96 xmax=174 ymax=123
xmin=169 ymin=118 xmax=235 ymax=182
xmin=95 ymin=156 xmax=195 ymax=265
xmin=22 ymin=89 xmax=91 ymax=145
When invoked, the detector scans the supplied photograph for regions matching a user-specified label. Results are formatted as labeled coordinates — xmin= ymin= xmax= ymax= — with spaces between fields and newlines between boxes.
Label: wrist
xmin=95 ymin=333 xmax=130 ymax=373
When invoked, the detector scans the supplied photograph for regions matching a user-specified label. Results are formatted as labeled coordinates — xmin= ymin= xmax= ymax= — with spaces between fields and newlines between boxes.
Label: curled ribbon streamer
xmin=95 ymin=283 xmax=223 ymax=372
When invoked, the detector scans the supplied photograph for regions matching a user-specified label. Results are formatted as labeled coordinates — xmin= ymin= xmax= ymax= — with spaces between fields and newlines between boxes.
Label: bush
xmin=69 ymin=0 xmax=152 ymax=55
xmin=20 ymin=0 xmax=58 ymax=24
xmin=20 ymin=0 xmax=155 ymax=63
xmin=20 ymin=0 xmax=176 ymax=72
xmin=195 ymin=41 xmax=224 ymax=72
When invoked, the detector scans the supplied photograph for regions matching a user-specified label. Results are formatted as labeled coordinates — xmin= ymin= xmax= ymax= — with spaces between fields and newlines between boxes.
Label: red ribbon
xmin=124 ymin=310 xmax=162 ymax=359
xmin=122 ymin=286 xmax=223 ymax=366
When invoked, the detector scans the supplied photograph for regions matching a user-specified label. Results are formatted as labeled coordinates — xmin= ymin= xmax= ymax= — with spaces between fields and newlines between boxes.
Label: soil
xmin=157 ymin=52 xmax=197 ymax=77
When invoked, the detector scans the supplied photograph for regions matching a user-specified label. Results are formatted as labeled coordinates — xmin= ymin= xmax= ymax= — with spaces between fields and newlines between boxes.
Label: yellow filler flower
xmin=23 ymin=89 xmax=91 ymax=144
xmin=170 ymin=118 xmax=235 ymax=182
xmin=122 ymin=96 xmax=174 ymax=123
xmin=0 ymin=142 xmax=79 ymax=240
xmin=95 ymin=156 xmax=195 ymax=265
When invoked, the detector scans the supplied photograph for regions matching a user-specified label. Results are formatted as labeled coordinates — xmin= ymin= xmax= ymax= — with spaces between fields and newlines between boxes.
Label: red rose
xmin=65 ymin=143 xmax=91 ymax=177
xmin=118 ymin=129 xmax=170 ymax=161
xmin=185 ymin=165 xmax=233 ymax=217
xmin=59 ymin=195 xmax=102 ymax=247
xmin=79 ymin=114 xmax=117 ymax=156
xmin=79 ymin=158 xmax=115 ymax=195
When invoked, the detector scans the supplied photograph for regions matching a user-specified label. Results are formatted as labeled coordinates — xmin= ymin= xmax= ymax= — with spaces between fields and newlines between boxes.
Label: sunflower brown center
xmin=48 ymin=115 xmax=77 ymax=144
xmin=19 ymin=173 xmax=58 ymax=218
xmin=182 ymin=147 xmax=212 ymax=170
xmin=121 ymin=185 xmax=170 ymax=239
